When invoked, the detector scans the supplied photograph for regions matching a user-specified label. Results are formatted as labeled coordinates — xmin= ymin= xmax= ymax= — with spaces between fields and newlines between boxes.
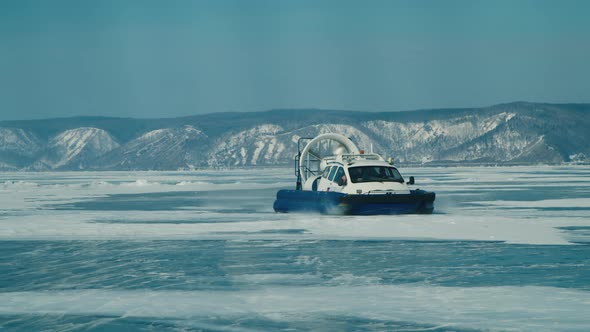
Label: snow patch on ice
xmin=473 ymin=198 xmax=590 ymax=208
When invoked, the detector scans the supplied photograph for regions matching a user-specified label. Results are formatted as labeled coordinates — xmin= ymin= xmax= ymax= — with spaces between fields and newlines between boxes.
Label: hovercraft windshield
xmin=348 ymin=166 xmax=404 ymax=184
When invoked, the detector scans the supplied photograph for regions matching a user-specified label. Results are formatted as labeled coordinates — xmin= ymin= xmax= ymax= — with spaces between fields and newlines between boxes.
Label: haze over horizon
xmin=1 ymin=0 xmax=589 ymax=121
xmin=0 ymin=101 xmax=587 ymax=123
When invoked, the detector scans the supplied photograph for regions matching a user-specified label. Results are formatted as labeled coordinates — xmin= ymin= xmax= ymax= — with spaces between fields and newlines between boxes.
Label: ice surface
xmin=1 ymin=285 xmax=589 ymax=331
xmin=0 ymin=167 xmax=589 ymax=244
xmin=1 ymin=166 xmax=590 ymax=331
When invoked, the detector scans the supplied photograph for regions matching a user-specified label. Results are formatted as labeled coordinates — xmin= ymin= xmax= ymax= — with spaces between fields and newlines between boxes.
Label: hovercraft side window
xmin=322 ymin=166 xmax=332 ymax=178
xmin=328 ymin=166 xmax=338 ymax=182
xmin=334 ymin=167 xmax=345 ymax=185
xmin=348 ymin=166 xmax=404 ymax=183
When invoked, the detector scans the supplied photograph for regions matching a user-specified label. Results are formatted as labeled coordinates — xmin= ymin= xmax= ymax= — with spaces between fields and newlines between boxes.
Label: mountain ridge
xmin=1 ymin=102 xmax=589 ymax=170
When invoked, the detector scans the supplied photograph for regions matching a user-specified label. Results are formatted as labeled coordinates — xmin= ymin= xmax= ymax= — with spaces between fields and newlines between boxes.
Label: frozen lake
xmin=1 ymin=166 xmax=590 ymax=331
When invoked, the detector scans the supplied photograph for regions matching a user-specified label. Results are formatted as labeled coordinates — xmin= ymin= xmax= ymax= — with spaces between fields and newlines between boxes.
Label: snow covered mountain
xmin=0 ymin=128 xmax=42 ymax=170
xmin=0 ymin=102 xmax=588 ymax=170
xmin=41 ymin=127 xmax=120 ymax=170
xmin=208 ymin=123 xmax=383 ymax=166
xmin=94 ymin=125 xmax=208 ymax=170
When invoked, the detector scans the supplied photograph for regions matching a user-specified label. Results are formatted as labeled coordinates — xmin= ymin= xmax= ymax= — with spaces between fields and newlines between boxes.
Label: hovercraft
xmin=273 ymin=133 xmax=435 ymax=215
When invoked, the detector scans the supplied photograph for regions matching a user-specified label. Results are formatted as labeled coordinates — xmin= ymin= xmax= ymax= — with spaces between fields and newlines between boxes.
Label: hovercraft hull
xmin=273 ymin=189 xmax=435 ymax=215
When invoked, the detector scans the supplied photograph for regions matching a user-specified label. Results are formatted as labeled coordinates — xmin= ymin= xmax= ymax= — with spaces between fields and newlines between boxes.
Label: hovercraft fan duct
xmin=298 ymin=133 xmax=360 ymax=183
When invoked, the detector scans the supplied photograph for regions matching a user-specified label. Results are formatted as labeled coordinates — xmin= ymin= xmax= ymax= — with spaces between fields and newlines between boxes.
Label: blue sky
xmin=1 ymin=0 xmax=589 ymax=120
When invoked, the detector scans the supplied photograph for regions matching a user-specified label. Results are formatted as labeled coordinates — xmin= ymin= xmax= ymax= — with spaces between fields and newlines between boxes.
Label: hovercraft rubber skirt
xmin=273 ymin=190 xmax=435 ymax=215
